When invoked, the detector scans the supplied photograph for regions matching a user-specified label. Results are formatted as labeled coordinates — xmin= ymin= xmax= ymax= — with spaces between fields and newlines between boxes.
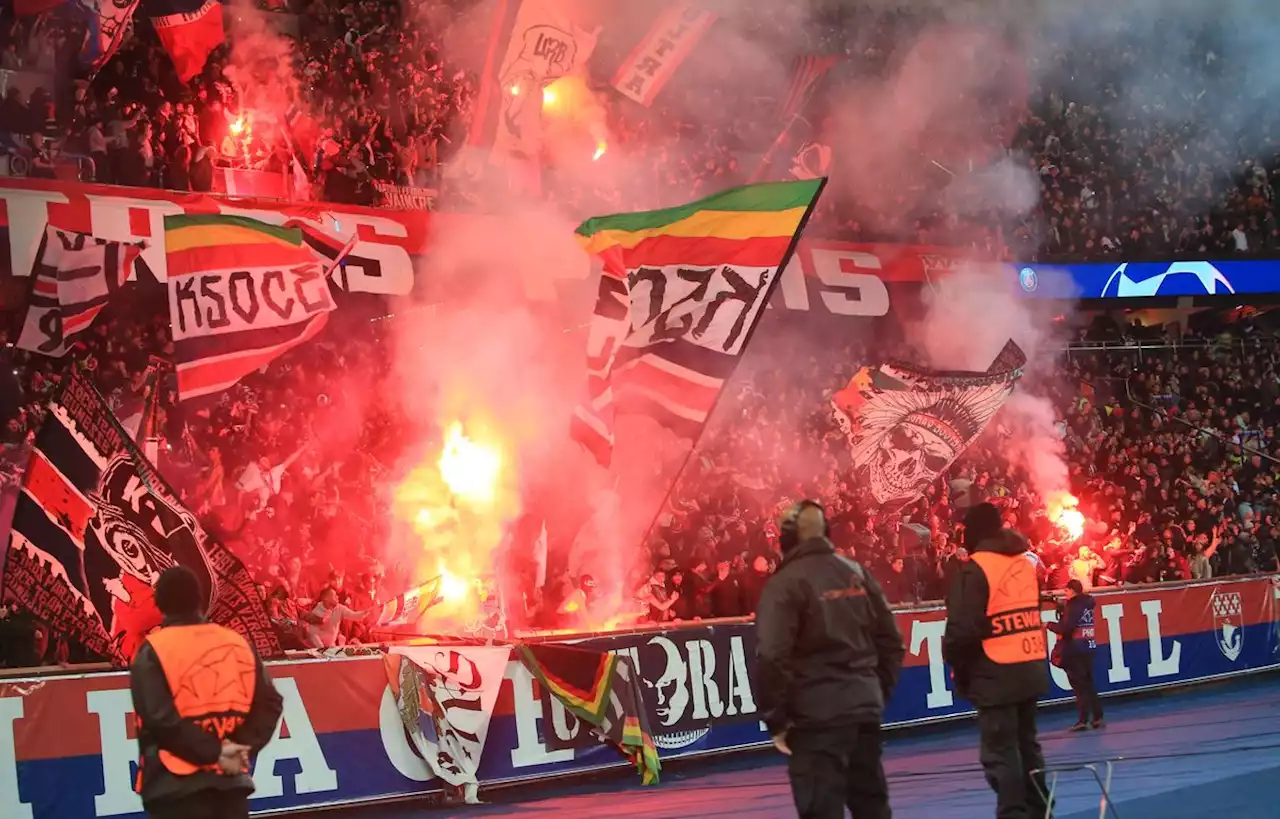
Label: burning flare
xmin=390 ymin=421 xmax=518 ymax=631
xmin=438 ymin=422 xmax=502 ymax=506
xmin=592 ymin=142 xmax=607 ymax=161
xmin=230 ymin=116 xmax=245 ymax=135
xmin=1047 ymin=492 xmax=1085 ymax=540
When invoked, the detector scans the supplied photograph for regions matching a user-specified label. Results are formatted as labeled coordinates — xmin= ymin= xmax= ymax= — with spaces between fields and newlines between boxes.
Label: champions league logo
xmin=1100 ymin=261 xmax=1235 ymax=298
xmin=1211 ymin=589 xmax=1244 ymax=662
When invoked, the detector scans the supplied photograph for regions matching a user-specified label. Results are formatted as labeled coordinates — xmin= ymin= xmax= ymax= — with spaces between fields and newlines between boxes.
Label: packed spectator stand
xmin=3 ymin=0 xmax=1280 ymax=668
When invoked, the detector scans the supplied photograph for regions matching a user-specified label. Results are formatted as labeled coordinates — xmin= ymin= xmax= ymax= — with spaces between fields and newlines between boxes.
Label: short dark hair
xmin=154 ymin=566 xmax=203 ymax=617
xmin=1066 ymin=579 xmax=1085 ymax=594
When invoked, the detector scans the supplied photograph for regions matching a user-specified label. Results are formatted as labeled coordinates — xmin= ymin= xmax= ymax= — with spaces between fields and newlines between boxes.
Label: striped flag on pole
xmin=571 ymin=179 xmax=826 ymax=466
xmin=17 ymin=227 xmax=144 ymax=357
xmin=778 ymin=54 xmax=842 ymax=121
xmin=164 ymin=215 xmax=350 ymax=401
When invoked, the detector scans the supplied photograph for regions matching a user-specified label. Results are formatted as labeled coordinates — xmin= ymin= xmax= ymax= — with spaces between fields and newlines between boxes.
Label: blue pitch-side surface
xmin=327 ymin=674 xmax=1280 ymax=819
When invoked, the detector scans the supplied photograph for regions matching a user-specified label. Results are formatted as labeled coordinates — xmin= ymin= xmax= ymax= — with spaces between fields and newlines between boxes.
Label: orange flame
xmin=1047 ymin=492 xmax=1085 ymax=540
xmin=542 ymin=87 xmax=557 ymax=106
xmin=391 ymin=421 xmax=517 ymax=630
xmin=438 ymin=422 xmax=502 ymax=506
xmin=230 ymin=117 xmax=245 ymax=135
xmin=509 ymin=84 xmax=521 ymax=96
xmin=592 ymin=142 xmax=607 ymax=161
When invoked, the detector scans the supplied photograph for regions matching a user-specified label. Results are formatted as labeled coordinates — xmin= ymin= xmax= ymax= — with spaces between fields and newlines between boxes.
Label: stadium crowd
xmin=1 ymin=2 xmax=1279 ymax=257
xmin=4 ymin=290 xmax=1279 ymax=665
xmin=3 ymin=2 xmax=1280 ymax=665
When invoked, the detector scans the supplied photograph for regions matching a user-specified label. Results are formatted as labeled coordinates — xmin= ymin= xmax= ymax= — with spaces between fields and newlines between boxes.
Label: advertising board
xmin=2 ymin=576 xmax=1276 ymax=819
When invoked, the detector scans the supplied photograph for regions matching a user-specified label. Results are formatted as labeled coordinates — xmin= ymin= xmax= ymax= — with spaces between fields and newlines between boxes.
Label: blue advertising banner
xmin=2 ymin=576 xmax=1278 ymax=818
xmin=1013 ymin=260 xmax=1258 ymax=299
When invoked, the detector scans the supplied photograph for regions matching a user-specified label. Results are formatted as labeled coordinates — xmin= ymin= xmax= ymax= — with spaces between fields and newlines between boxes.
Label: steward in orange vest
xmin=943 ymin=502 xmax=1051 ymax=819
xmin=130 ymin=567 xmax=283 ymax=819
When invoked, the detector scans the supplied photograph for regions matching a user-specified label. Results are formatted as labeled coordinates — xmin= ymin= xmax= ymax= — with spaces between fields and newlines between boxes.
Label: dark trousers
xmin=147 ymin=790 xmax=249 ymax=819
xmin=787 ymin=722 xmax=891 ymax=819
xmin=1064 ymin=654 xmax=1104 ymax=724
xmin=977 ymin=700 xmax=1050 ymax=819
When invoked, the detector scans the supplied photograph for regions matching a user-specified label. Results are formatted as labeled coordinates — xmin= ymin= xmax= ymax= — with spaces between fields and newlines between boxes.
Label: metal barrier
xmin=1032 ymin=760 xmax=1119 ymax=819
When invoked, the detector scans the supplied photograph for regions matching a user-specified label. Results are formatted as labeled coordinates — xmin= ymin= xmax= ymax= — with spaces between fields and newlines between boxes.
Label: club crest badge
xmin=1211 ymin=590 xmax=1244 ymax=662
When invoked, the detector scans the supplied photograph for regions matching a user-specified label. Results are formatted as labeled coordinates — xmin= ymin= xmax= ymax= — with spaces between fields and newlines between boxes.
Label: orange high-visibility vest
xmin=970 ymin=551 xmax=1048 ymax=664
xmin=140 ymin=623 xmax=257 ymax=778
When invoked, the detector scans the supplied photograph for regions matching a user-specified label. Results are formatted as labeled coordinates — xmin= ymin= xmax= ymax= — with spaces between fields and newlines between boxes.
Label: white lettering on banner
xmin=168 ymin=266 xmax=335 ymax=341
xmin=508 ymin=661 xmax=575 ymax=768
xmin=251 ymin=678 xmax=338 ymax=799
xmin=625 ymin=264 xmax=773 ymax=356
xmin=0 ymin=697 xmax=33 ymax=819
xmin=84 ymin=194 xmax=184 ymax=283
xmin=812 ymin=248 xmax=893 ymax=317
xmin=909 ymin=619 xmax=954 ymax=709
xmin=0 ymin=187 xmax=69 ymax=279
xmin=548 ymin=695 xmax=583 ymax=744
xmin=217 ymin=205 xmax=416 ymax=296
xmin=687 ymin=640 xmax=723 ymax=720
xmin=724 ymin=636 xmax=756 ymax=717
xmin=1040 ymin=610 xmax=1072 ymax=691
xmin=776 ymin=249 xmax=891 ymax=316
xmin=641 ymin=634 xmax=757 ymax=729
xmin=377 ymin=685 xmax=434 ymax=782
xmin=1141 ymin=600 xmax=1181 ymax=677
xmin=1099 ymin=603 xmax=1131 ymax=684
xmin=85 ymin=688 xmax=141 ymax=817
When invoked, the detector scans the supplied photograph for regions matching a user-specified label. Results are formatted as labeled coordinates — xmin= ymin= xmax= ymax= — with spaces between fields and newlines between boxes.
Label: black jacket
xmin=942 ymin=529 xmax=1050 ymax=708
xmin=130 ymin=616 xmax=284 ymax=807
xmin=1049 ymin=592 xmax=1097 ymax=661
xmin=756 ymin=537 xmax=905 ymax=735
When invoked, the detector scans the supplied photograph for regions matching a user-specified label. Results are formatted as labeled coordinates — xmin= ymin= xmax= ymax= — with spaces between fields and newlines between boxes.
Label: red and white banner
xmin=0 ymin=177 xmax=981 ymax=314
xmin=611 ymin=1 xmax=715 ymax=107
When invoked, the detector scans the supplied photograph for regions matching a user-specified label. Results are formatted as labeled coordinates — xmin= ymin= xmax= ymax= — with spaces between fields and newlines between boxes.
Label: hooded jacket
xmin=756 ymin=537 xmax=906 ymax=735
xmin=942 ymin=529 xmax=1050 ymax=708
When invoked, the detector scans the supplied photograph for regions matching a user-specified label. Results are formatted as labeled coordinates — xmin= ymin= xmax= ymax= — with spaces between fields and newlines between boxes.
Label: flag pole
xmin=631 ymin=178 xmax=829 ymax=554
xmin=748 ymin=112 xmax=804 ymax=184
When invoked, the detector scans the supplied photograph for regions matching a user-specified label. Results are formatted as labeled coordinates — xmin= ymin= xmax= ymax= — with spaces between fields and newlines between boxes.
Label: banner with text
xmin=611 ymin=1 xmax=716 ymax=107
xmin=372 ymin=183 xmax=438 ymax=211
xmin=2 ymin=576 xmax=1276 ymax=819
xmin=0 ymin=178 xmax=979 ymax=318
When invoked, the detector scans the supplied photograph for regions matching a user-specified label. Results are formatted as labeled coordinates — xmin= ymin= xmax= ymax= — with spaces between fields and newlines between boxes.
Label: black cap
xmin=154 ymin=566 xmax=203 ymax=618
xmin=964 ymin=502 xmax=1003 ymax=547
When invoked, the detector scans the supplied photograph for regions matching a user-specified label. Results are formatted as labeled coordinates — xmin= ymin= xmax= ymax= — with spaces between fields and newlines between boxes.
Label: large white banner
xmin=491 ymin=0 xmax=598 ymax=168
xmin=611 ymin=1 xmax=716 ymax=107
xmin=390 ymin=645 xmax=513 ymax=790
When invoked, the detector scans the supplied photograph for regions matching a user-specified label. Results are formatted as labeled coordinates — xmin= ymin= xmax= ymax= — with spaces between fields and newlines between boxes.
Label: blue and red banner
xmin=2 ymin=575 xmax=1277 ymax=819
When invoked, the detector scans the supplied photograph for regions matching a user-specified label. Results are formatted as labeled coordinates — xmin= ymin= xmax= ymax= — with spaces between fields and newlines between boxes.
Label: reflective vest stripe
xmin=971 ymin=551 xmax=1048 ymax=664
xmin=143 ymin=623 xmax=257 ymax=777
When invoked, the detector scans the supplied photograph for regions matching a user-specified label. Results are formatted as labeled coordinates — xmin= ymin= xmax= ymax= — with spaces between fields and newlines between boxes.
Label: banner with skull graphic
xmin=832 ymin=340 xmax=1026 ymax=509
xmin=0 ymin=372 xmax=280 ymax=665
